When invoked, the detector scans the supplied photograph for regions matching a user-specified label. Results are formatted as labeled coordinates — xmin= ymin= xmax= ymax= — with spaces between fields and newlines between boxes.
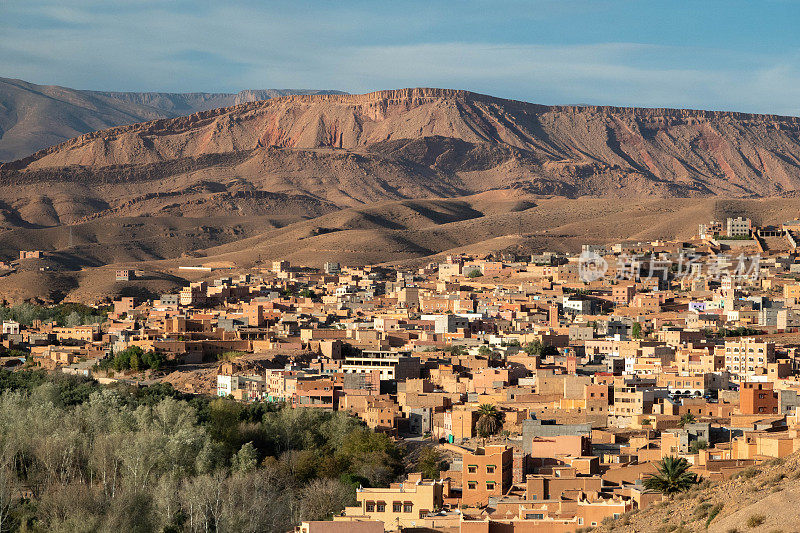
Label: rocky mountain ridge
xmin=0 ymin=77 xmax=345 ymax=161
xmin=5 ymin=87 xmax=800 ymax=201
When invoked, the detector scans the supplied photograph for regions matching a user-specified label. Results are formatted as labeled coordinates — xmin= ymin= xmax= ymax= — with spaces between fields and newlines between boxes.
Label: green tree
xmin=476 ymin=404 xmax=502 ymax=439
xmin=632 ymin=322 xmax=643 ymax=339
xmin=678 ymin=413 xmax=696 ymax=428
xmin=466 ymin=270 xmax=483 ymax=278
xmin=523 ymin=340 xmax=542 ymax=356
xmin=643 ymin=456 xmax=699 ymax=495
xmin=232 ymin=442 xmax=259 ymax=473
xmin=64 ymin=311 xmax=83 ymax=327
xmin=689 ymin=440 xmax=708 ymax=454
xmin=477 ymin=345 xmax=493 ymax=357
xmin=417 ymin=447 xmax=445 ymax=480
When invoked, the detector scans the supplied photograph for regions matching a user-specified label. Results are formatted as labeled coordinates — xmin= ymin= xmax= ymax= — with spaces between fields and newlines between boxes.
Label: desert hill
xmin=3 ymin=87 xmax=800 ymax=302
xmin=2 ymin=196 xmax=799 ymax=304
xmin=5 ymin=88 xmax=800 ymax=204
xmin=596 ymin=453 xmax=800 ymax=532
xmin=0 ymin=77 xmax=345 ymax=161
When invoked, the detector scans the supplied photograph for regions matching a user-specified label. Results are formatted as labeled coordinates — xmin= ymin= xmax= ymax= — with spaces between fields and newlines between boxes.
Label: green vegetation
xmin=477 ymin=345 xmax=494 ymax=356
xmin=732 ymin=466 xmax=760 ymax=480
xmin=632 ymin=321 xmax=643 ymax=339
xmin=678 ymin=413 xmax=696 ymax=428
xmin=96 ymin=346 xmax=167 ymax=372
xmin=714 ymin=327 xmax=763 ymax=338
xmin=716 ymin=234 xmax=754 ymax=241
xmin=476 ymin=403 xmax=503 ymax=439
xmin=446 ymin=345 xmax=467 ymax=356
xmin=0 ymin=370 xmax=403 ymax=532
xmin=705 ymin=503 xmax=723 ymax=528
xmin=643 ymin=456 xmax=700 ymax=495
xmin=0 ymin=302 xmax=108 ymax=327
xmin=523 ymin=340 xmax=558 ymax=356
xmin=217 ymin=350 xmax=246 ymax=362
xmin=466 ymin=270 xmax=483 ymax=278
xmin=417 ymin=447 xmax=446 ymax=480
xmin=689 ymin=439 xmax=708 ymax=454
xmin=746 ymin=514 xmax=765 ymax=528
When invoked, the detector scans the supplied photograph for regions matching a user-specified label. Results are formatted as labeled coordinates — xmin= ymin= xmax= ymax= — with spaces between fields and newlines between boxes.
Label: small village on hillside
xmin=4 ymin=216 xmax=800 ymax=532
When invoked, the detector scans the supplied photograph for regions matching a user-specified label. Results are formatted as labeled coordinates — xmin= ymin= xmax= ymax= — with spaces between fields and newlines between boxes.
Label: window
xmin=467 ymin=465 xmax=477 ymax=474
xmin=393 ymin=502 xmax=402 ymax=513
xmin=486 ymin=482 xmax=495 ymax=490
xmin=366 ymin=502 xmax=375 ymax=512
xmin=578 ymin=518 xmax=584 ymax=525
xmin=526 ymin=513 xmax=544 ymax=520
xmin=376 ymin=502 xmax=385 ymax=512
xmin=404 ymin=503 xmax=413 ymax=513
xmin=468 ymin=481 xmax=477 ymax=490
xmin=486 ymin=465 xmax=496 ymax=474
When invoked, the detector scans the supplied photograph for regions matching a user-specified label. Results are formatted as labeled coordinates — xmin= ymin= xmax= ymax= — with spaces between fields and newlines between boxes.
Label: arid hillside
xmin=2 ymin=87 xmax=800 ymax=303
xmin=0 ymin=77 xmax=345 ymax=161
xmin=5 ymin=88 xmax=800 ymax=204
xmin=2 ymin=195 xmax=799 ymax=304
xmin=597 ymin=453 xmax=800 ymax=533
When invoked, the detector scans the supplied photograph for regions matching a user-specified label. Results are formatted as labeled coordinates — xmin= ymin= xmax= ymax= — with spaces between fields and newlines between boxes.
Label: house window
xmin=376 ymin=502 xmax=385 ymax=512
xmin=468 ymin=482 xmax=477 ymax=490
xmin=486 ymin=465 xmax=496 ymax=474
xmin=404 ymin=503 xmax=413 ymax=513
xmin=578 ymin=518 xmax=584 ymax=525
xmin=468 ymin=465 xmax=477 ymax=474
xmin=393 ymin=502 xmax=402 ymax=513
xmin=486 ymin=482 xmax=495 ymax=490
xmin=366 ymin=501 xmax=375 ymax=512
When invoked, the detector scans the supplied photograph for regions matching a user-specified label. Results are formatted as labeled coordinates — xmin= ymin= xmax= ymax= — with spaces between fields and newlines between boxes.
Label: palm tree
xmin=643 ymin=456 xmax=699 ymax=495
xmin=476 ymin=404 xmax=502 ymax=440
xmin=678 ymin=413 xmax=696 ymax=428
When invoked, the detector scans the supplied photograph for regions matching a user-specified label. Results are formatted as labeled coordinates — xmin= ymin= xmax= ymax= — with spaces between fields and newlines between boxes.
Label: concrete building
xmin=462 ymin=445 xmax=514 ymax=506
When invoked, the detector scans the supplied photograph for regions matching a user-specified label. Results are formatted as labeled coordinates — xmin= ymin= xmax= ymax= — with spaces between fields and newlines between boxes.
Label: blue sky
xmin=3 ymin=0 xmax=800 ymax=115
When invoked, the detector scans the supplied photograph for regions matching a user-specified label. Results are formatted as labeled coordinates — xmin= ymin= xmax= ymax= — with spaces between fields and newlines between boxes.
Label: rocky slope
xmin=5 ymin=88 xmax=800 ymax=205
xmin=0 ymin=77 xmax=344 ymax=161
xmin=597 ymin=453 xmax=800 ymax=533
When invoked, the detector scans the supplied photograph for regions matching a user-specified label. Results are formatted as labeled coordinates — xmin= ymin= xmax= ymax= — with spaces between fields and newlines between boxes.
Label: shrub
xmin=766 ymin=473 xmax=785 ymax=484
xmin=732 ymin=467 xmax=760 ymax=480
xmin=705 ymin=504 xmax=723 ymax=528
xmin=746 ymin=514 xmax=765 ymax=528
xmin=693 ymin=501 xmax=712 ymax=518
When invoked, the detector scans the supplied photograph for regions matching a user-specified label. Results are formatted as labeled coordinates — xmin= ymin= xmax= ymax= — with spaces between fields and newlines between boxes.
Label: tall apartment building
xmin=723 ymin=338 xmax=775 ymax=378
xmin=726 ymin=217 xmax=752 ymax=237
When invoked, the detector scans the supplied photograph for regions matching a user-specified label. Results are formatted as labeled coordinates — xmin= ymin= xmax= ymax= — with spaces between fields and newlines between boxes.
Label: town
xmin=4 ymin=215 xmax=800 ymax=533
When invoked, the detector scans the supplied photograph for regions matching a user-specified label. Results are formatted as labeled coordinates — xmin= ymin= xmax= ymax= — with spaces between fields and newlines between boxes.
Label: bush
xmin=746 ymin=514 xmax=765 ymax=528
xmin=732 ymin=466 xmax=760 ymax=480
xmin=705 ymin=504 xmax=723 ymax=528
xmin=693 ymin=501 xmax=712 ymax=518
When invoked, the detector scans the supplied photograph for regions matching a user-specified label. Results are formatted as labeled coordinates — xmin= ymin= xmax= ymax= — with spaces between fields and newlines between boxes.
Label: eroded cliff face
xmin=4 ymin=88 xmax=800 ymax=199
